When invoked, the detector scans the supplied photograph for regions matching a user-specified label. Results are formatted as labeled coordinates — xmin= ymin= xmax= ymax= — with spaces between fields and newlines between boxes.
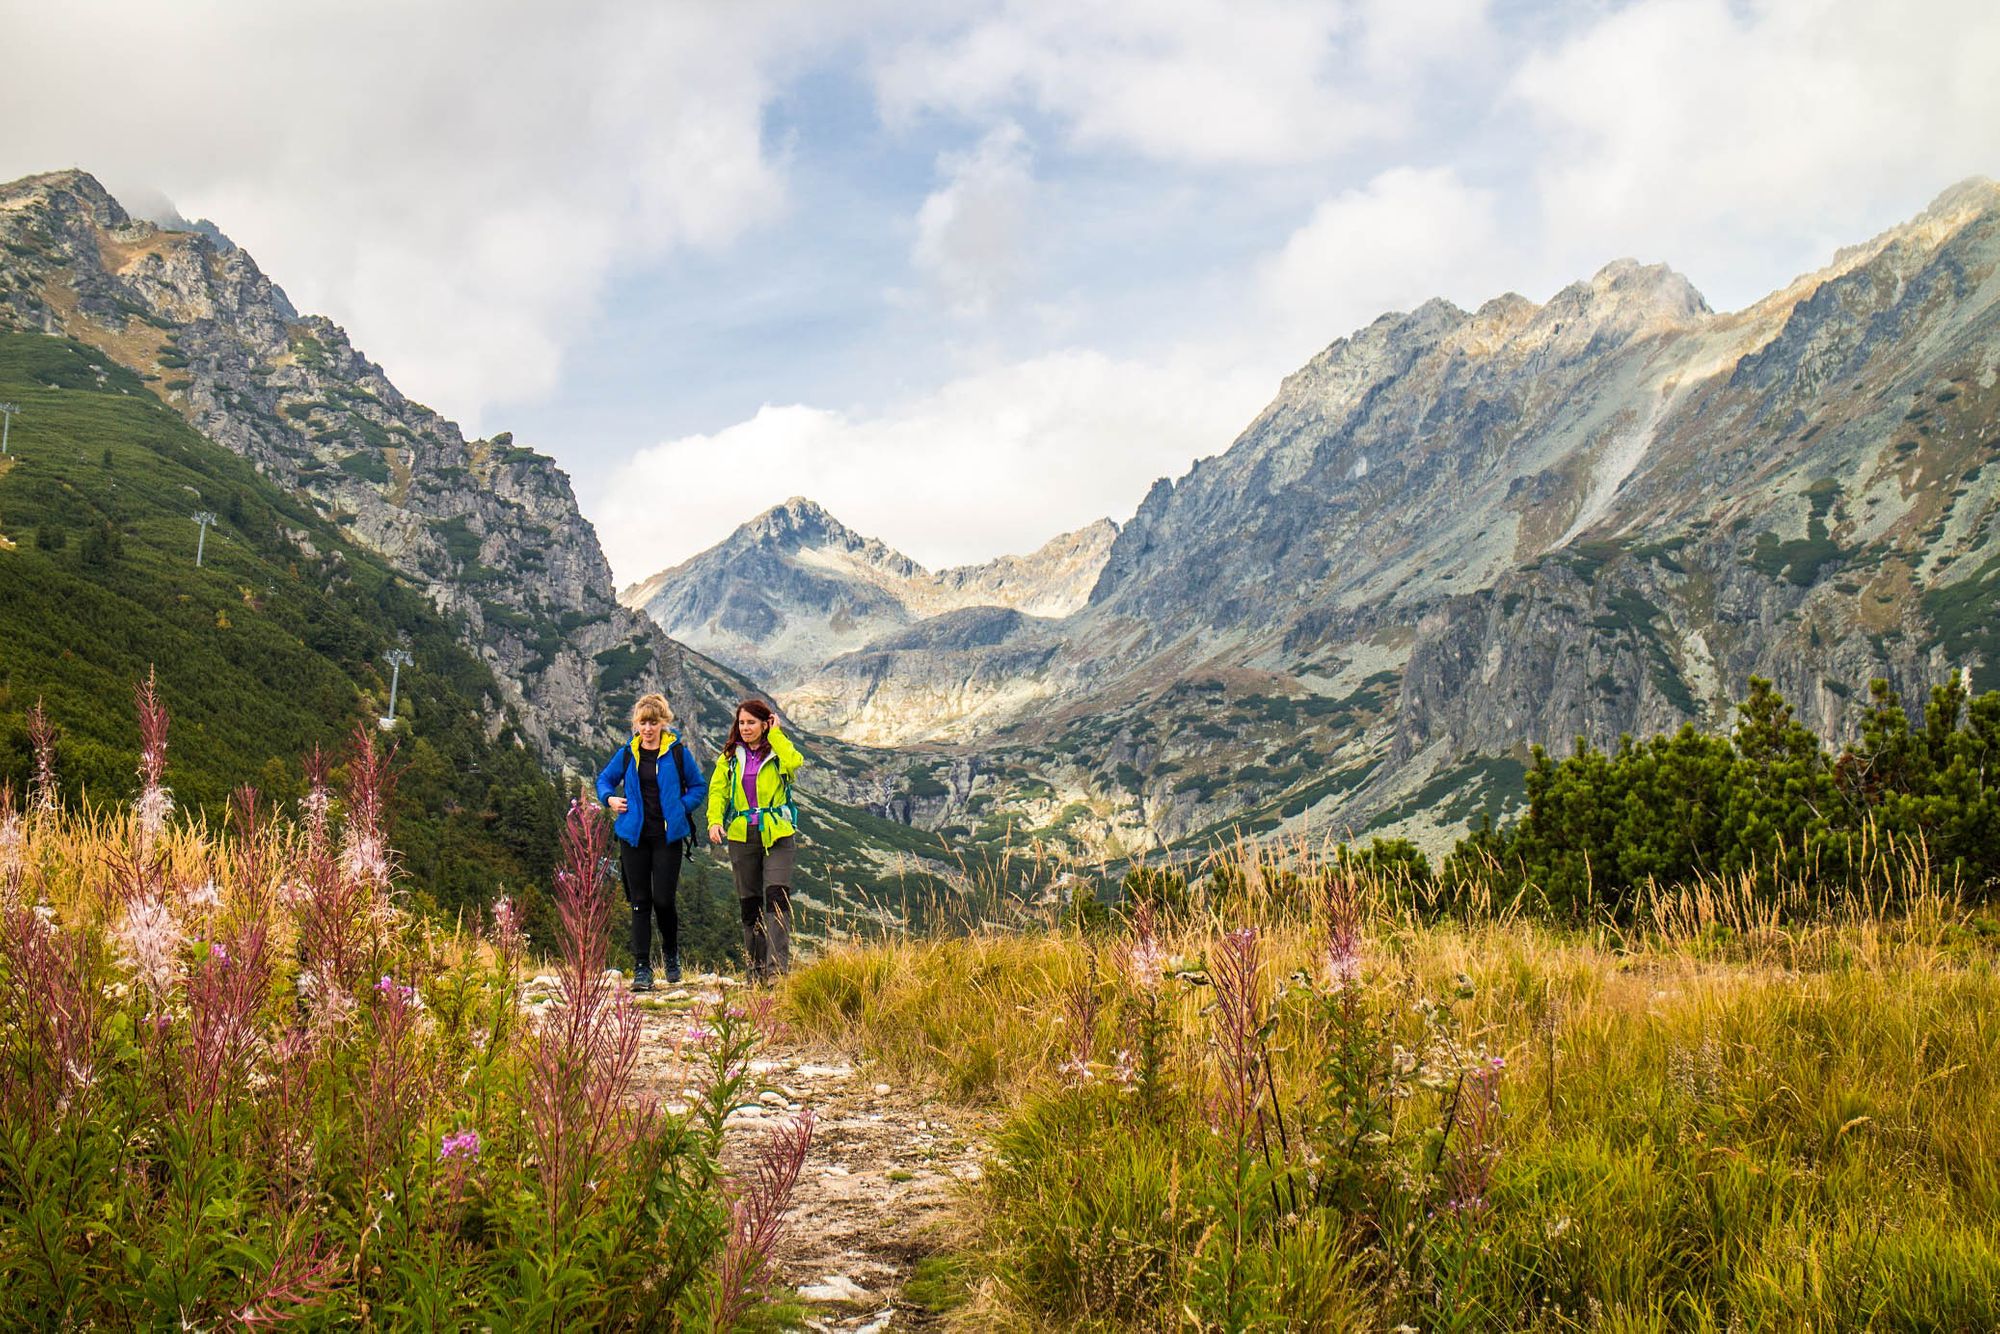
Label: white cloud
xmin=1258 ymin=166 xmax=1507 ymax=352
xmin=911 ymin=122 xmax=1037 ymax=318
xmin=593 ymin=347 xmax=1277 ymax=582
xmin=875 ymin=0 xmax=1491 ymax=166
xmin=1510 ymin=0 xmax=2000 ymax=308
xmin=0 ymin=0 xmax=811 ymax=428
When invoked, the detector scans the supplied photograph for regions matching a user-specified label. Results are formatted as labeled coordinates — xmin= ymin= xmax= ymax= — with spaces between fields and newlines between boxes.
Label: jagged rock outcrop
xmin=0 ymin=169 xmax=731 ymax=766
xmin=620 ymin=496 xmax=1116 ymax=698
xmin=785 ymin=182 xmax=2000 ymax=852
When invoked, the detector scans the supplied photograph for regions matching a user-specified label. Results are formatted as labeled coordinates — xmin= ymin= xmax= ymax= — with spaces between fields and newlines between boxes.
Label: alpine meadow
xmin=6 ymin=8 xmax=2000 ymax=1326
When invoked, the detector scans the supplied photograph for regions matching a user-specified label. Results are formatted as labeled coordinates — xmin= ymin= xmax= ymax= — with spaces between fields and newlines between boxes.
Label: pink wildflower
xmin=1112 ymin=1047 xmax=1139 ymax=1092
xmin=1210 ymin=927 xmax=1265 ymax=1133
xmin=491 ymin=895 xmax=526 ymax=964
xmin=439 ymin=1128 xmax=482 ymax=1162
xmin=339 ymin=725 xmax=397 ymax=891
xmin=1059 ymin=951 xmax=1102 ymax=1087
xmin=1440 ymin=1055 xmax=1506 ymax=1218
xmin=133 ymin=671 xmax=174 ymax=844
xmin=300 ymin=746 xmax=332 ymax=855
xmin=26 ymin=700 xmax=58 ymax=818
xmin=1121 ymin=901 xmax=1168 ymax=993
xmin=710 ymin=1109 xmax=816 ymax=1329
xmin=0 ymin=799 xmax=23 ymax=902
xmin=1323 ymin=871 xmax=1363 ymax=991
xmin=115 ymin=894 xmax=184 ymax=1006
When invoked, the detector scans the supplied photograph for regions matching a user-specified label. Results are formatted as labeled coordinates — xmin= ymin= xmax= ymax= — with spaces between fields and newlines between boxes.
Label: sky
xmin=4 ymin=0 xmax=2000 ymax=582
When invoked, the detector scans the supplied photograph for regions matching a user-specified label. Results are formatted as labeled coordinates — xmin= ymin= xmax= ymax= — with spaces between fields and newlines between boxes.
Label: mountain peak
xmin=1584 ymin=258 xmax=1710 ymax=320
xmin=1920 ymin=176 xmax=2000 ymax=222
xmin=0 ymin=169 xmax=129 ymax=227
xmin=741 ymin=496 xmax=867 ymax=550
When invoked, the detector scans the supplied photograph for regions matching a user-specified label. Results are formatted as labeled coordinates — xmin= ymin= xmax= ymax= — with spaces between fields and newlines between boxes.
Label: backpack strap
xmin=720 ymin=746 xmax=800 ymax=829
xmin=669 ymin=738 xmax=692 ymax=798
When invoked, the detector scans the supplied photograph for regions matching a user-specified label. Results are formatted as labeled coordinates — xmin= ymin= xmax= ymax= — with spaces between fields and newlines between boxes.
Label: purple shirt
xmin=741 ymin=746 xmax=765 ymax=828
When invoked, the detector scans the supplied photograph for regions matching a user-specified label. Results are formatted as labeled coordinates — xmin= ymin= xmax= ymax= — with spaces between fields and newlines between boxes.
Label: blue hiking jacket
xmin=595 ymin=732 xmax=707 ymax=847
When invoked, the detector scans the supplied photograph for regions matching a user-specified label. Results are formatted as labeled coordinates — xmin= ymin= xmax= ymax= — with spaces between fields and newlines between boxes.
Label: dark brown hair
xmin=725 ymin=697 xmax=776 ymax=753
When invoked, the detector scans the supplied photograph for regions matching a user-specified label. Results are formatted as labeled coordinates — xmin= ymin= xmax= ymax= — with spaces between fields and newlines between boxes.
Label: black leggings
xmin=620 ymin=833 xmax=683 ymax=969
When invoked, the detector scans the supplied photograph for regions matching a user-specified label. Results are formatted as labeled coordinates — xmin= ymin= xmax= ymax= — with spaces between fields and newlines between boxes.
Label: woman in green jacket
xmin=706 ymin=697 xmax=803 ymax=983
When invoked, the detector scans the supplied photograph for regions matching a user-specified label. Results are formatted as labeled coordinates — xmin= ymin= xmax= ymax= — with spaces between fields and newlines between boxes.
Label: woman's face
xmin=737 ymin=711 xmax=767 ymax=745
xmin=636 ymin=718 xmax=664 ymax=747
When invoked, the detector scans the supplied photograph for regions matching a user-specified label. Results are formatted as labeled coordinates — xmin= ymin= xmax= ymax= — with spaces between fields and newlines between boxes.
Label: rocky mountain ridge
xmin=0 ymin=169 xmax=730 ymax=767
xmin=619 ymin=495 xmax=1116 ymax=694
xmin=703 ymin=181 xmax=2000 ymax=858
xmin=11 ymin=166 xmax=1997 ymax=871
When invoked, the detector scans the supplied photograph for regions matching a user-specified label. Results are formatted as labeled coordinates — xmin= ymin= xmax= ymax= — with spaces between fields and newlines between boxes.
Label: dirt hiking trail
xmin=629 ymin=975 xmax=991 ymax=1331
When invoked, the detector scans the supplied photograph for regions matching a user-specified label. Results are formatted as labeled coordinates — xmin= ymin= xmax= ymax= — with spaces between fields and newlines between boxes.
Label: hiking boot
xmin=632 ymin=964 xmax=654 ymax=993
xmin=665 ymin=956 xmax=683 ymax=986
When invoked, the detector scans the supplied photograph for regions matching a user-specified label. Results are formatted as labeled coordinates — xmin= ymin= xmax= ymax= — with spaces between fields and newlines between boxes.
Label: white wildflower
xmin=115 ymin=894 xmax=184 ymax=1005
xmin=135 ymin=783 xmax=174 ymax=841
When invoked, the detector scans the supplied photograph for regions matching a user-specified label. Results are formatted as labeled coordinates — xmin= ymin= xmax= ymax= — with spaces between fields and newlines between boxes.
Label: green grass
xmin=1923 ymin=552 xmax=2000 ymax=692
xmin=0 ymin=331 xmax=565 ymax=927
xmin=780 ymin=854 xmax=2000 ymax=1330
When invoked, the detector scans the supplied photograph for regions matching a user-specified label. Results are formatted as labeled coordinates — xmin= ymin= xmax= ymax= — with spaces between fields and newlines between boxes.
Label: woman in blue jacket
xmin=595 ymin=692 xmax=706 ymax=990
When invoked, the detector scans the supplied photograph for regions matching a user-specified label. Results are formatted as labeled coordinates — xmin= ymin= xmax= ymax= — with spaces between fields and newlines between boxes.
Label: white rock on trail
xmin=797 ymin=1062 xmax=854 ymax=1079
xmin=799 ymin=1274 xmax=873 ymax=1303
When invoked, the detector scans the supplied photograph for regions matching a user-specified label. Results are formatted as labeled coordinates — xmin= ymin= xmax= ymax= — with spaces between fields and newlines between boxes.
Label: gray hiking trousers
xmin=728 ymin=835 xmax=795 ymax=981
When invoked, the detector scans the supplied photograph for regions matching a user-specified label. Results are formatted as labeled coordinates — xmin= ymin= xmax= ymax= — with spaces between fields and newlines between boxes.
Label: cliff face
xmin=747 ymin=183 xmax=2000 ymax=854
xmin=16 ymin=165 xmax=1995 ymax=860
xmin=0 ymin=169 xmax=724 ymax=766
xmin=620 ymin=496 xmax=1116 ymax=717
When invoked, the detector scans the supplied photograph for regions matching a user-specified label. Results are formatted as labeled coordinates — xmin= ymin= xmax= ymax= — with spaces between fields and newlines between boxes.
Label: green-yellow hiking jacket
xmin=705 ymin=724 xmax=804 ymax=847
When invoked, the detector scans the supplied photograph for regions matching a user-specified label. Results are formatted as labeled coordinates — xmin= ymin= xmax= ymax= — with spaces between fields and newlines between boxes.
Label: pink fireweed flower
xmin=373 ymin=974 xmax=419 ymax=1006
xmin=1209 ymin=927 xmax=1265 ymax=1134
xmin=300 ymin=745 xmax=333 ymax=855
xmin=0 ymin=806 xmax=23 ymax=897
xmin=1056 ymin=1056 xmax=1095 ymax=1087
xmin=1439 ymin=1054 xmax=1506 ymax=1219
xmin=1059 ymin=951 xmax=1102 ymax=1087
xmin=491 ymin=895 xmax=526 ymax=961
xmin=115 ymin=894 xmax=184 ymax=1005
xmin=338 ymin=725 xmax=398 ymax=891
xmin=1322 ymin=870 xmax=1363 ymax=991
xmin=709 ymin=1108 xmax=816 ymax=1330
xmin=439 ymin=1128 xmax=481 ymax=1162
xmin=1121 ymin=902 xmax=1168 ymax=993
xmin=26 ymin=699 xmax=58 ymax=818
xmin=340 ymin=829 xmax=390 ymax=892
xmin=133 ymin=670 xmax=174 ymax=844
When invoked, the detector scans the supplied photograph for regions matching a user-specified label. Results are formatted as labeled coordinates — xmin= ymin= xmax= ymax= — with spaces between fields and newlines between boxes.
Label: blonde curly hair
xmin=630 ymin=693 xmax=675 ymax=728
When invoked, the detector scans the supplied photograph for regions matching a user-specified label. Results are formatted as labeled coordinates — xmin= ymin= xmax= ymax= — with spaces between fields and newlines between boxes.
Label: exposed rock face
xmin=0 ymin=169 xmax=724 ymax=766
xmin=761 ymin=182 xmax=2000 ymax=852
xmin=1029 ymin=179 xmax=2000 ymax=848
xmin=620 ymin=496 xmax=1116 ymax=700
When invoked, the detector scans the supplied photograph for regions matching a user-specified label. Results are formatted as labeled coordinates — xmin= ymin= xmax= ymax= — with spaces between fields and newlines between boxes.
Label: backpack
xmin=722 ymin=747 xmax=800 ymax=834
xmin=667 ymin=738 xmax=700 ymax=860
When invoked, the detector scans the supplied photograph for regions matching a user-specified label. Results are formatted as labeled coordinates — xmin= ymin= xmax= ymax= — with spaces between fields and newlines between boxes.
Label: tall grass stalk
xmin=0 ymin=680 xmax=803 ymax=1328
xmin=783 ymin=835 xmax=2000 ymax=1329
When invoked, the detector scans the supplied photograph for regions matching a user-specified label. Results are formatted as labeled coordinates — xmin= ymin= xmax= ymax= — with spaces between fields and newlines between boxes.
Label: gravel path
xmin=627 ymin=976 xmax=989 ymax=1331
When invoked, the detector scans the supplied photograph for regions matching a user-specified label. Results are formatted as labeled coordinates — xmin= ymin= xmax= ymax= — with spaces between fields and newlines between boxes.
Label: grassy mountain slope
xmin=0 ymin=329 xmax=969 ymax=945
xmin=0 ymin=330 xmax=566 ymax=919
